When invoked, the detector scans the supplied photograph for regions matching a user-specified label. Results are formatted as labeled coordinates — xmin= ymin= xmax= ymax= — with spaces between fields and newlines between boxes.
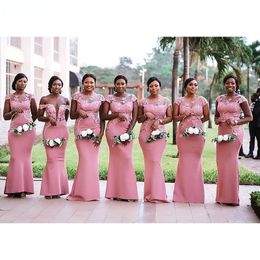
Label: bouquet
xmin=14 ymin=122 xmax=36 ymax=135
xmin=113 ymin=132 xmax=134 ymax=144
xmin=146 ymin=129 xmax=169 ymax=143
xmin=212 ymin=133 xmax=237 ymax=143
xmin=76 ymin=128 xmax=101 ymax=144
xmin=43 ymin=137 xmax=66 ymax=148
xmin=183 ymin=126 xmax=205 ymax=137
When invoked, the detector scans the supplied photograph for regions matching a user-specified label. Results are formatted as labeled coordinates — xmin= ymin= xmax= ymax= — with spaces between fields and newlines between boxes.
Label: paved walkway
xmin=0 ymin=179 xmax=259 ymax=223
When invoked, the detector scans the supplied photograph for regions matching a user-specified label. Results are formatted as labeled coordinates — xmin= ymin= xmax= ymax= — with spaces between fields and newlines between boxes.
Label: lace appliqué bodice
xmin=6 ymin=93 xmax=34 ymax=130
xmin=73 ymin=92 xmax=104 ymax=124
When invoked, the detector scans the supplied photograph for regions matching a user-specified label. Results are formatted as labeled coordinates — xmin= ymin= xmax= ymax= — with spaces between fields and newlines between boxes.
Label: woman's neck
xmin=149 ymin=93 xmax=159 ymax=99
xmin=115 ymin=92 xmax=125 ymax=97
xmin=185 ymin=93 xmax=196 ymax=99
xmin=15 ymin=90 xmax=24 ymax=95
xmin=82 ymin=90 xmax=93 ymax=96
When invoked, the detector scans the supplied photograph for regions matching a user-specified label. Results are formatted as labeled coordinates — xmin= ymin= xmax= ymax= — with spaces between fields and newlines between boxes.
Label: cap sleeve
xmin=238 ymin=95 xmax=247 ymax=104
xmin=72 ymin=92 xmax=81 ymax=101
xmin=199 ymin=96 xmax=208 ymax=106
xmin=174 ymin=97 xmax=182 ymax=106
xmin=105 ymin=95 xmax=113 ymax=103
xmin=129 ymin=94 xmax=137 ymax=102
xmin=164 ymin=97 xmax=171 ymax=108
xmin=98 ymin=94 xmax=105 ymax=102
xmin=5 ymin=95 xmax=11 ymax=101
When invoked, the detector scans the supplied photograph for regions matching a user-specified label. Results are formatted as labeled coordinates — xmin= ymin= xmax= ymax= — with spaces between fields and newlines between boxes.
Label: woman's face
xmin=185 ymin=80 xmax=198 ymax=94
xmin=148 ymin=80 xmax=160 ymax=95
xmin=51 ymin=79 xmax=63 ymax=94
xmin=224 ymin=77 xmax=236 ymax=94
xmin=15 ymin=77 xmax=27 ymax=91
xmin=83 ymin=77 xmax=95 ymax=92
xmin=115 ymin=79 xmax=126 ymax=94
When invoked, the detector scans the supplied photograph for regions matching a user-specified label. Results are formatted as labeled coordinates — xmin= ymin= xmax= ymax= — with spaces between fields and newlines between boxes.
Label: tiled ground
xmin=0 ymin=179 xmax=259 ymax=223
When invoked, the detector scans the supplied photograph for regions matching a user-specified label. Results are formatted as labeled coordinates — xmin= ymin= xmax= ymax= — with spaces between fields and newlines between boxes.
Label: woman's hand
xmin=49 ymin=117 xmax=57 ymax=126
xmin=151 ymin=119 xmax=160 ymax=130
xmin=226 ymin=118 xmax=238 ymax=126
xmin=78 ymin=109 xmax=88 ymax=119
xmin=118 ymin=113 xmax=128 ymax=121
xmin=144 ymin=112 xmax=156 ymax=120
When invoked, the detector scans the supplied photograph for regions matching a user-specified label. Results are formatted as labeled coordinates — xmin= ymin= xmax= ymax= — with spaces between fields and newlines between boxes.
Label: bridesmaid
xmin=173 ymin=78 xmax=209 ymax=203
xmin=137 ymin=77 xmax=172 ymax=203
xmin=67 ymin=73 xmax=105 ymax=201
xmin=38 ymin=76 xmax=70 ymax=199
xmin=3 ymin=73 xmax=37 ymax=198
xmin=215 ymin=75 xmax=252 ymax=206
xmin=103 ymin=74 xmax=138 ymax=201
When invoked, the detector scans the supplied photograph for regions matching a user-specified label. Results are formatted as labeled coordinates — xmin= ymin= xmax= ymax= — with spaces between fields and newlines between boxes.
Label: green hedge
xmin=250 ymin=191 xmax=260 ymax=219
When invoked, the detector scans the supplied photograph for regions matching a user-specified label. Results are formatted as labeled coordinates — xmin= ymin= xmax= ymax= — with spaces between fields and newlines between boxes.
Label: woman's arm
xmin=3 ymin=99 xmax=15 ymax=120
xmin=65 ymin=98 xmax=70 ymax=121
xmin=201 ymin=103 xmax=210 ymax=123
xmin=37 ymin=97 xmax=50 ymax=123
xmin=214 ymin=101 xmax=221 ymax=125
xmin=102 ymin=101 xmax=119 ymax=120
xmin=127 ymin=100 xmax=138 ymax=132
xmin=137 ymin=105 xmax=147 ymax=123
xmin=30 ymin=98 xmax=38 ymax=122
xmin=70 ymin=99 xmax=79 ymax=119
xmin=98 ymin=102 xmax=105 ymax=138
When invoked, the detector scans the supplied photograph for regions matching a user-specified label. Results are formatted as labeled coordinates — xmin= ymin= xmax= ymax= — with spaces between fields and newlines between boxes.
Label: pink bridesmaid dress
xmin=105 ymin=94 xmax=138 ymax=200
xmin=215 ymin=94 xmax=247 ymax=205
xmin=40 ymin=104 xmax=69 ymax=197
xmin=4 ymin=93 xmax=36 ymax=195
xmin=173 ymin=96 xmax=208 ymax=203
xmin=67 ymin=92 xmax=104 ymax=201
xmin=138 ymin=96 xmax=170 ymax=202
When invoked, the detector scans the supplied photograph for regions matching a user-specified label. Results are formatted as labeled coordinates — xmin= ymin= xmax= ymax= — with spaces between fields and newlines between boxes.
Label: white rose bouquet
xmin=76 ymin=128 xmax=101 ymax=144
xmin=183 ymin=126 xmax=205 ymax=137
xmin=212 ymin=133 xmax=237 ymax=143
xmin=14 ymin=122 xmax=36 ymax=135
xmin=113 ymin=132 xmax=134 ymax=144
xmin=146 ymin=129 xmax=169 ymax=143
xmin=43 ymin=137 xmax=66 ymax=148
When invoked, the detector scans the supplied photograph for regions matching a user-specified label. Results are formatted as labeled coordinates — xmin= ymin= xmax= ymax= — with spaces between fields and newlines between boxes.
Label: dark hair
xmin=146 ymin=77 xmax=161 ymax=91
xmin=183 ymin=77 xmax=197 ymax=90
xmin=12 ymin=73 xmax=28 ymax=90
xmin=114 ymin=75 xmax=128 ymax=85
xmin=223 ymin=74 xmax=239 ymax=92
xmin=82 ymin=73 xmax=96 ymax=84
xmin=251 ymin=93 xmax=259 ymax=102
xmin=48 ymin=75 xmax=63 ymax=93
xmin=256 ymin=87 xmax=260 ymax=95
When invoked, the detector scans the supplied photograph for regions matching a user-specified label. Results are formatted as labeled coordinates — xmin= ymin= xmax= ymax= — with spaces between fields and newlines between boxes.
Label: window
xmin=34 ymin=37 xmax=43 ymax=55
xmin=6 ymin=61 xmax=21 ymax=95
xmin=7 ymin=37 xmax=22 ymax=48
xmin=34 ymin=67 xmax=43 ymax=102
xmin=70 ymin=38 xmax=78 ymax=66
xmin=53 ymin=37 xmax=59 ymax=61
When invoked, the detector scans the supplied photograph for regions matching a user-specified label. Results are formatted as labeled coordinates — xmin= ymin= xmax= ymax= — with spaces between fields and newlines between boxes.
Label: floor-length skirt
xmin=67 ymin=139 xmax=100 ymax=201
xmin=40 ymin=125 xmax=69 ymax=196
xmin=216 ymin=124 xmax=243 ymax=205
xmin=139 ymin=136 xmax=168 ymax=202
xmin=5 ymin=129 xmax=36 ymax=195
xmin=173 ymin=134 xmax=205 ymax=203
xmin=105 ymin=122 xmax=138 ymax=200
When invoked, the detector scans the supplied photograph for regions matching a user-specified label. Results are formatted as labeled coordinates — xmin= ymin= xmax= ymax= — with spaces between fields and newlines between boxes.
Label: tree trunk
xmin=182 ymin=37 xmax=190 ymax=96
xmin=247 ymin=66 xmax=250 ymax=101
xmin=208 ymin=73 xmax=217 ymax=128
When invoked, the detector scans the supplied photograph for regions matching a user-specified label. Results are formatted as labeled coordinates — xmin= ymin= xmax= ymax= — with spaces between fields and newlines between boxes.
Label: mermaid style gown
xmin=173 ymin=96 xmax=208 ymax=203
xmin=40 ymin=104 xmax=69 ymax=197
xmin=4 ymin=93 xmax=36 ymax=195
xmin=67 ymin=92 xmax=104 ymax=201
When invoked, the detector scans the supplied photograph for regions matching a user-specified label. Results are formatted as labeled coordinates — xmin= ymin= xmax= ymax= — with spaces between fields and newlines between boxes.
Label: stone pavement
xmin=0 ymin=179 xmax=259 ymax=223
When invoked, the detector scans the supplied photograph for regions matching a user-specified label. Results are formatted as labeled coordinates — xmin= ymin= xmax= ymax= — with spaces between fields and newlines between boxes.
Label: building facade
xmin=0 ymin=37 xmax=80 ymax=120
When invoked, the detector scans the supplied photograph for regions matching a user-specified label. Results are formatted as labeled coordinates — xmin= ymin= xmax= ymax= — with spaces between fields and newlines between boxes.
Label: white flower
xmin=86 ymin=128 xmax=93 ymax=135
xmin=22 ymin=124 xmax=29 ymax=131
xmin=223 ymin=134 xmax=229 ymax=141
xmin=120 ymin=133 xmax=130 ymax=142
xmin=151 ymin=129 xmax=161 ymax=136
xmin=217 ymin=135 xmax=223 ymax=142
xmin=81 ymin=130 xmax=88 ymax=137
xmin=193 ymin=127 xmax=200 ymax=135
xmin=16 ymin=125 xmax=23 ymax=133
xmin=54 ymin=138 xmax=61 ymax=144
xmin=188 ymin=127 xmax=195 ymax=135
xmin=48 ymin=140 xmax=55 ymax=147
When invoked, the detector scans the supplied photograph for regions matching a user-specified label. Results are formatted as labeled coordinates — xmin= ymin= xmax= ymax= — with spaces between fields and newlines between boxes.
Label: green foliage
xmin=250 ymin=191 xmax=260 ymax=219
xmin=0 ymin=145 xmax=9 ymax=159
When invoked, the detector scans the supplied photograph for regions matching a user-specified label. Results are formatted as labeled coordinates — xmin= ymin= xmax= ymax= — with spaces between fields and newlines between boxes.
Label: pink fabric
xmin=67 ymin=92 xmax=104 ymax=201
xmin=138 ymin=96 xmax=170 ymax=202
xmin=40 ymin=104 xmax=69 ymax=196
xmin=4 ymin=93 xmax=35 ymax=195
xmin=173 ymin=96 xmax=208 ymax=203
xmin=105 ymin=94 xmax=138 ymax=200
xmin=215 ymin=94 xmax=247 ymax=205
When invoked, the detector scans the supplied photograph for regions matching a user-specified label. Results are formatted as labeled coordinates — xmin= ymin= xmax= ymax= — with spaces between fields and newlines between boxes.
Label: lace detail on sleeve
xmin=98 ymin=94 xmax=105 ymax=102
xmin=129 ymin=94 xmax=137 ymax=102
xmin=5 ymin=95 xmax=11 ymax=101
xmin=199 ymin=96 xmax=208 ymax=106
xmin=163 ymin=97 xmax=171 ymax=108
xmin=105 ymin=95 xmax=113 ymax=103
xmin=72 ymin=92 xmax=81 ymax=101
xmin=238 ymin=95 xmax=247 ymax=104
xmin=174 ymin=97 xmax=182 ymax=106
